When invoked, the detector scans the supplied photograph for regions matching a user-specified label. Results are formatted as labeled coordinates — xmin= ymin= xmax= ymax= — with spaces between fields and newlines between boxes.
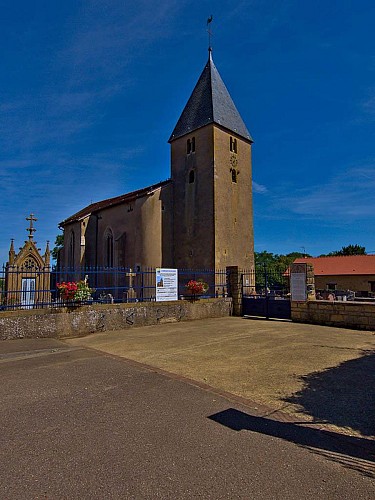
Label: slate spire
xmin=169 ymin=50 xmax=252 ymax=143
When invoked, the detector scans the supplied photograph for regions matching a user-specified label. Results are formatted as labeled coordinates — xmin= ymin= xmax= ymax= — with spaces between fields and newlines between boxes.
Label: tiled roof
xmin=169 ymin=50 xmax=252 ymax=143
xmin=293 ymin=255 xmax=375 ymax=276
xmin=60 ymin=179 xmax=171 ymax=226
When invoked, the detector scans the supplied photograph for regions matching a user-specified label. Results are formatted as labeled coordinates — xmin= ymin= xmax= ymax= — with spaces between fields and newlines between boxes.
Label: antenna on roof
xmin=207 ymin=15 xmax=213 ymax=52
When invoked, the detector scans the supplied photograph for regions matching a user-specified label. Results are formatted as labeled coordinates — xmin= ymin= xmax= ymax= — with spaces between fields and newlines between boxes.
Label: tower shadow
xmin=208 ymin=407 xmax=375 ymax=478
xmin=283 ymin=349 xmax=375 ymax=437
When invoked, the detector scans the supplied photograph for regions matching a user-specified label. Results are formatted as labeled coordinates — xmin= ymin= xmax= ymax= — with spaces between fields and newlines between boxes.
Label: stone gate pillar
xmin=226 ymin=266 xmax=242 ymax=316
xmin=306 ymin=264 xmax=316 ymax=300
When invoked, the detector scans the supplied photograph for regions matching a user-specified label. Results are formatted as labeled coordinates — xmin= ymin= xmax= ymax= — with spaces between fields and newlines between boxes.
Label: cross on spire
xmin=26 ymin=213 xmax=37 ymax=240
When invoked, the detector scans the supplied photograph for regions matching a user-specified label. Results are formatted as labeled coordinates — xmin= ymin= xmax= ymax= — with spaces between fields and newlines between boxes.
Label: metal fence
xmin=242 ymin=265 xmax=291 ymax=298
xmin=0 ymin=265 xmax=228 ymax=311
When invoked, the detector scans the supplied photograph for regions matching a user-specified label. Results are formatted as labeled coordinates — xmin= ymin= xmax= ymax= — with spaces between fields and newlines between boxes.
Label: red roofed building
xmin=293 ymin=256 xmax=375 ymax=296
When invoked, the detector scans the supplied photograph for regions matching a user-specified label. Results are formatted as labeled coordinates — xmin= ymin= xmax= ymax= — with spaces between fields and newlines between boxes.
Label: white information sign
xmin=155 ymin=268 xmax=178 ymax=302
xmin=290 ymin=263 xmax=307 ymax=302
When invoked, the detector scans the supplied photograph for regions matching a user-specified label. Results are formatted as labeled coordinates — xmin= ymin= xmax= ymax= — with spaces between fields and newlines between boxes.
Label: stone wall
xmin=314 ymin=274 xmax=375 ymax=294
xmin=291 ymin=300 xmax=375 ymax=331
xmin=0 ymin=297 xmax=233 ymax=341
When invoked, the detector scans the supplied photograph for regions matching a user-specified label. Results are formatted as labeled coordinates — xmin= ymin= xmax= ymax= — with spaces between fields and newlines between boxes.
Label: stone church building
xmin=60 ymin=50 xmax=254 ymax=271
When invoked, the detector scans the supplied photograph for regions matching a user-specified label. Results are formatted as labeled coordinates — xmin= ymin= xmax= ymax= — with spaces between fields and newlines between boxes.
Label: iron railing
xmin=242 ymin=265 xmax=291 ymax=298
xmin=0 ymin=265 xmax=228 ymax=311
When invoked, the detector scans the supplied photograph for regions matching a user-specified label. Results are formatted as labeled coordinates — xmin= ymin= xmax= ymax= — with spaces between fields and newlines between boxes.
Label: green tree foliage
xmin=255 ymin=251 xmax=310 ymax=269
xmin=52 ymin=234 xmax=64 ymax=262
xmin=254 ymin=251 xmax=278 ymax=267
xmin=320 ymin=244 xmax=366 ymax=257
xmin=254 ymin=251 xmax=310 ymax=292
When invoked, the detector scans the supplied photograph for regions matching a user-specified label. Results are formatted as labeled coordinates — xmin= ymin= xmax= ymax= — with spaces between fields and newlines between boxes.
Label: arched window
xmin=105 ymin=228 xmax=114 ymax=268
xmin=188 ymin=170 xmax=195 ymax=184
xmin=191 ymin=136 xmax=196 ymax=152
xmin=68 ymin=231 xmax=75 ymax=269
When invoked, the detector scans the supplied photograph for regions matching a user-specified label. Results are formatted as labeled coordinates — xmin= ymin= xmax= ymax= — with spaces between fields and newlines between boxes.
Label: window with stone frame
xmin=105 ymin=228 xmax=114 ymax=268
xmin=187 ymin=137 xmax=196 ymax=154
xmin=68 ymin=231 xmax=75 ymax=268
xmin=22 ymin=257 xmax=38 ymax=270
xmin=230 ymin=136 xmax=237 ymax=154
xmin=326 ymin=283 xmax=337 ymax=291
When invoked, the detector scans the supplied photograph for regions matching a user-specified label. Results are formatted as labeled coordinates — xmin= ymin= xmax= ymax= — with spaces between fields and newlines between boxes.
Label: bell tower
xmin=169 ymin=50 xmax=254 ymax=270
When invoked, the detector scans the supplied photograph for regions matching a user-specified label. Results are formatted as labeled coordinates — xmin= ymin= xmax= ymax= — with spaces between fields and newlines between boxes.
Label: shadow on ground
xmin=209 ymin=408 xmax=375 ymax=479
xmin=283 ymin=349 xmax=375 ymax=437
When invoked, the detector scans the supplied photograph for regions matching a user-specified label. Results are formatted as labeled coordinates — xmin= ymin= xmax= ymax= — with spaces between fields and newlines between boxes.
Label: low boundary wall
xmin=0 ymin=298 xmax=233 ymax=341
xmin=292 ymin=300 xmax=375 ymax=331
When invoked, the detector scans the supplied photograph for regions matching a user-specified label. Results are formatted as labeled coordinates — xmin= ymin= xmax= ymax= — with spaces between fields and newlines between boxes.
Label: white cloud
xmin=254 ymin=163 xmax=375 ymax=226
xmin=0 ymin=1 xmax=187 ymax=157
xmin=253 ymin=181 xmax=268 ymax=194
xmin=280 ymin=165 xmax=375 ymax=220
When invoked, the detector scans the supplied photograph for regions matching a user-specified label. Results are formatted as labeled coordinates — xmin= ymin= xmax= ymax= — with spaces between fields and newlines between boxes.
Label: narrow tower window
xmin=187 ymin=137 xmax=195 ymax=154
xmin=189 ymin=170 xmax=195 ymax=183
xmin=230 ymin=137 xmax=237 ymax=154
xmin=231 ymin=169 xmax=237 ymax=183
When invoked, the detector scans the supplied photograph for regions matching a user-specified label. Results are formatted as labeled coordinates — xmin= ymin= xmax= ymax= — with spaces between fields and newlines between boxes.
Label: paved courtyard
xmin=1 ymin=319 xmax=375 ymax=498
xmin=66 ymin=316 xmax=375 ymax=438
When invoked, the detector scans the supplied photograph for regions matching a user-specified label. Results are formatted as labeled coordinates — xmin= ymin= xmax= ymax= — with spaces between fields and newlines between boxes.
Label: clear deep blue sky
xmin=1 ymin=0 xmax=374 ymax=264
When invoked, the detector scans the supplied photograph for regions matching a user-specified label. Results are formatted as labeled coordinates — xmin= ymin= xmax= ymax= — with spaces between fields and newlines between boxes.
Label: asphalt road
xmin=1 ymin=338 xmax=374 ymax=499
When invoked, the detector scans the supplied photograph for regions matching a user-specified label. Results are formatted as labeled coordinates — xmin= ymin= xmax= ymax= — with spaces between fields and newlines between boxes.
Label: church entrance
xmin=242 ymin=267 xmax=291 ymax=320
xmin=21 ymin=278 xmax=36 ymax=309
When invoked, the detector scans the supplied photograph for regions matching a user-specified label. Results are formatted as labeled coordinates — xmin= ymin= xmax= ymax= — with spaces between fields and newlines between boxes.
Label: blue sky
xmin=1 ymin=0 xmax=374 ymax=264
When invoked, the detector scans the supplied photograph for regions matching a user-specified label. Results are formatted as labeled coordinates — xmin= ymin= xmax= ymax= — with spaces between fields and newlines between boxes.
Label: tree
xmin=321 ymin=244 xmax=366 ymax=257
xmin=255 ymin=251 xmax=310 ymax=269
xmin=52 ymin=234 xmax=64 ymax=262
xmin=277 ymin=252 xmax=311 ymax=269
xmin=253 ymin=251 xmax=311 ymax=293
xmin=254 ymin=251 xmax=278 ymax=267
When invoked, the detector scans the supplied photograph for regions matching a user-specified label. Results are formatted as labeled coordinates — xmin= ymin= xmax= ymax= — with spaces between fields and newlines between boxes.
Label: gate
xmin=242 ymin=266 xmax=291 ymax=320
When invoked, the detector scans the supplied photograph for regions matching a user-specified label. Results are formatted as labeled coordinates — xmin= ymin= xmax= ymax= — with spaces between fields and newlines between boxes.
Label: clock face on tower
xmin=230 ymin=154 xmax=238 ymax=168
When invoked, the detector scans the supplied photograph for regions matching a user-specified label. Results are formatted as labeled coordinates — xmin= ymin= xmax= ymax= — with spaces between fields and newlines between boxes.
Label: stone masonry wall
xmin=292 ymin=300 xmax=375 ymax=331
xmin=0 ymin=298 xmax=233 ymax=341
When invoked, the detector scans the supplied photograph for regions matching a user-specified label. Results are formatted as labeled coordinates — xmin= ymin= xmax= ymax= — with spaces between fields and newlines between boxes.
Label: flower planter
xmin=185 ymin=280 xmax=209 ymax=298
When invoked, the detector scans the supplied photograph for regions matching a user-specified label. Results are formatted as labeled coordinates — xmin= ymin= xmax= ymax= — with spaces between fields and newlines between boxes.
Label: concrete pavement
xmin=66 ymin=316 xmax=375 ymax=438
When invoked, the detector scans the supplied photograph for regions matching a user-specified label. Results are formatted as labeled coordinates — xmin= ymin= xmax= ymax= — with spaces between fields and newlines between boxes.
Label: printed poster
xmin=156 ymin=268 xmax=178 ymax=302
xmin=290 ymin=263 xmax=307 ymax=302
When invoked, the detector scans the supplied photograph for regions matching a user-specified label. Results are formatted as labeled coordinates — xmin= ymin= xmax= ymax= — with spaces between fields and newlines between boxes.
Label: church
xmin=59 ymin=49 xmax=254 ymax=271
